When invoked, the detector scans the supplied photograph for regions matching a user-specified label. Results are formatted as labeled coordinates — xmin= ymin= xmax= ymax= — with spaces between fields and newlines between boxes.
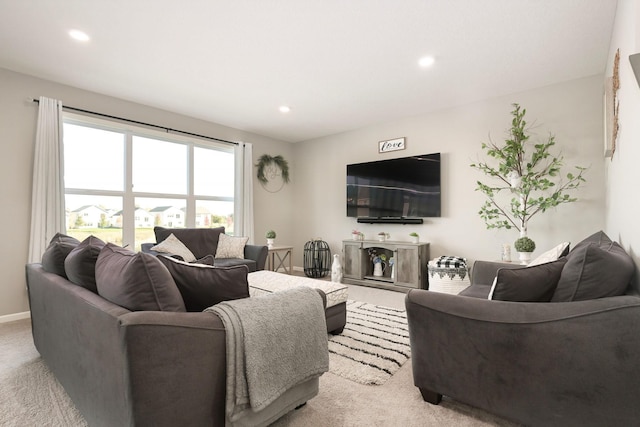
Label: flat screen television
xmin=347 ymin=153 xmax=441 ymax=218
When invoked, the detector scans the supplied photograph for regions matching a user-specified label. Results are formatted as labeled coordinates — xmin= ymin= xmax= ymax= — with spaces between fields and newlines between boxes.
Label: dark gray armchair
xmin=406 ymin=256 xmax=640 ymax=426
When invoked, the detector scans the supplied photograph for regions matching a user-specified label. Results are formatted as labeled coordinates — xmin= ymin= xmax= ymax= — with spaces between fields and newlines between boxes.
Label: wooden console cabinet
xmin=342 ymin=240 xmax=430 ymax=292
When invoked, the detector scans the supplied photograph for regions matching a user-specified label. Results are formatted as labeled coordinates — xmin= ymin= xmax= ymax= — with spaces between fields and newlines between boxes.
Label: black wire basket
xmin=303 ymin=239 xmax=331 ymax=278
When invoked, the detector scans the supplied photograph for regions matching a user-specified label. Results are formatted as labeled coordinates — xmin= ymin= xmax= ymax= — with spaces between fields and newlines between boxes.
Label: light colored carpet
xmin=0 ymin=281 xmax=520 ymax=426
xmin=0 ymin=320 xmax=87 ymax=427
xmin=329 ymin=301 xmax=410 ymax=385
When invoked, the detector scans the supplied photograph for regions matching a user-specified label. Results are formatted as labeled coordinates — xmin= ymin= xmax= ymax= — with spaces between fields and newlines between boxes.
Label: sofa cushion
xmin=151 ymin=233 xmax=197 ymax=262
xmin=528 ymin=242 xmax=570 ymax=267
xmin=551 ymin=241 xmax=634 ymax=302
xmin=64 ymin=235 xmax=106 ymax=292
xmin=488 ymin=258 xmax=567 ymax=302
xmin=157 ymin=255 xmax=250 ymax=312
xmin=196 ymin=254 xmax=215 ymax=265
xmin=96 ymin=243 xmax=186 ymax=312
xmin=214 ymin=257 xmax=257 ymax=272
xmin=215 ymin=233 xmax=249 ymax=259
xmin=41 ymin=233 xmax=81 ymax=278
xmin=154 ymin=226 xmax=224 ymax=259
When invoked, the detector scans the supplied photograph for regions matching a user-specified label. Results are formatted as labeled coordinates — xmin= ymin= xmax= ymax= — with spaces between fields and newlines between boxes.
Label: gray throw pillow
xmin=157 ymin=255 xmax=249 ymax=312
xmin=64 ymin=235 xmax=106 ymax=292
xmin=489 ymin=258 xmax=567 ymax=302
xmin=96 ymin=243 xmax=186 ymax=312
xmin=154 ymin=226 xmax=225 ymax=259
xmin=41 ymin=233 xmax=81 ymax=278
xmin=551 ymin=241 xmax=634 ymax=302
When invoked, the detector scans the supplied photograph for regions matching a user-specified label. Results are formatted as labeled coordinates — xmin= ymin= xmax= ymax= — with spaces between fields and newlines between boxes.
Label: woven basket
xmin=428 ymin=261 xmax=470 ymax=295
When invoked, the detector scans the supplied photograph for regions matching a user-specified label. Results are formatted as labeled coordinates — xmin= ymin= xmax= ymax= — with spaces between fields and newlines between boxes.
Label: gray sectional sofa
xmin=406 ymin=231 xmax=640 ymax=426
xmin=26 ymin=232 xmax=326 ymax=426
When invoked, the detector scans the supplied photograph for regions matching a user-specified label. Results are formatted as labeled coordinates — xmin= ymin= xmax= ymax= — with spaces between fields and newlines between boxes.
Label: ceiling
xmin=0 ymin=0 xmax=617 ymax=143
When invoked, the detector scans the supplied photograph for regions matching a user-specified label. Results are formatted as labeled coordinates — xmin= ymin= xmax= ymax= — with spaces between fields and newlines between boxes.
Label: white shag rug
xmin=328 ymin=300 xmax=410 ymax=385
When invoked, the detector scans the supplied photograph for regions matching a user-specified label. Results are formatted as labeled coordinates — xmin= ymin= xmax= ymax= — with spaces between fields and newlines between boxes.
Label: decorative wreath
xmin=256 ymin=154 xmax=290 ymax=185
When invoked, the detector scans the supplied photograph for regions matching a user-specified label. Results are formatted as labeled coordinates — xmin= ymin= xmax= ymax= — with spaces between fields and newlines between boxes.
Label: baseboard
xmin=0 ymin=311 xmax=31 ymax=324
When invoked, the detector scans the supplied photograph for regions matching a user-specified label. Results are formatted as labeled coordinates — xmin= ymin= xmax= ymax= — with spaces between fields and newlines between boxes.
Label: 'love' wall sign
xmin=378 ymin=137 xmax=406 ymax=153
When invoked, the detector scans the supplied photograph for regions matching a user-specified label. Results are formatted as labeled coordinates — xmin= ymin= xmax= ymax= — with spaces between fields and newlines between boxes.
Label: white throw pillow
xmin=487 ymin=276 xmax=498 ymax=300
xmin=151 ymin=233 xmax=197 ymax=263
xmin=528 ymin=242 xmax=570 ymax=267
xmin=215 ymin=233 xmax=249 ymax=259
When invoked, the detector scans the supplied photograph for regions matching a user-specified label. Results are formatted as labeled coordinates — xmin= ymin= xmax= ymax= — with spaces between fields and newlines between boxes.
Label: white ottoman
xmin=248 ymin=270 xmax=349 ymax=333
xmin=427 ymin=257 xmax=471 ymax=295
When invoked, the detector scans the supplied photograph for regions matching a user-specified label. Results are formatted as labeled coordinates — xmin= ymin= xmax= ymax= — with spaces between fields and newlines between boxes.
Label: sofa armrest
xmin=244 ymin=244 xmax=268 ymax=270
xmin=470 ymin=260 xmax=522 ymax=286
xmin=405 ymin=289 xmax=640 ymax=426
xmin=118 ymin=311 xmax=227 ymax=426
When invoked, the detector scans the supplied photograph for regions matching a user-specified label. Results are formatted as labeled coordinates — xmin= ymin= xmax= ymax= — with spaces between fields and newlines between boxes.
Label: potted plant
xmin=514 ymin=236 xmax=536 ymax=264
xmin=377 ymin=232 xmax=389 ymax=242
xmin=470 ymin=104 xmax=587 ymax=240
xmin=409 ymin=232 xmax=419 ymax=244
xmin=352 ymin=229 xmax=363 ymax=241
xmin=265 ymin=230 xmax=276 ymax=248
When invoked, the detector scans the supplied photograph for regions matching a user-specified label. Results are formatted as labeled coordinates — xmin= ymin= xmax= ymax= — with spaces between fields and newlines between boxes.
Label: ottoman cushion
xmin=248 ymin=270 xmax=348 ymax=308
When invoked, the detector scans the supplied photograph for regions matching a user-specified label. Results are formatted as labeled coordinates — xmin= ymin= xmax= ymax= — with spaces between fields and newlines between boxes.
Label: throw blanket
xmin=206 ymin=287 xmax=329 ymax=425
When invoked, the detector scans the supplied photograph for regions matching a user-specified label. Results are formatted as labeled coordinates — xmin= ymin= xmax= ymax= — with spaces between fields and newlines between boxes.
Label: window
xmin=63 ymin=114 xmax=236 ymax=251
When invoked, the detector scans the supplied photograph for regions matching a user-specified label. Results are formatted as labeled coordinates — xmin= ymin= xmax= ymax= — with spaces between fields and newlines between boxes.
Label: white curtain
xmin=28 ymin=97 xmax=66 ymax=262
xmin=234 ymin=142 xmax=255 ymax=242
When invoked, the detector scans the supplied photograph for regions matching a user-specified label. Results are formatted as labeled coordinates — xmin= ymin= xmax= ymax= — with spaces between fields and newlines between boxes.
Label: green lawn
xmin=66 ymin=228 xmax=155 ymax=252
xmin=66 ymin=225 xmax=232 ymax=252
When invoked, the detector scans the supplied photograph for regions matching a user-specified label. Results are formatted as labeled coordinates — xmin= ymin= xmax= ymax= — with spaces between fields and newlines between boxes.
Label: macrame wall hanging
xmin=256 ymin=154 xmax=290 ymax=193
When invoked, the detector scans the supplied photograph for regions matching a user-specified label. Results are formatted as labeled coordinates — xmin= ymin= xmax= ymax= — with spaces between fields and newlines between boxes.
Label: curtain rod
xmin=30 ymin=98 xmax=238 ymax=146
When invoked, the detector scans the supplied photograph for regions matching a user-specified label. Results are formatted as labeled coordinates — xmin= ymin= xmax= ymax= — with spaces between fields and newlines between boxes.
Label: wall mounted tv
xmin=347 ymin=153 xmax=441 ymax=221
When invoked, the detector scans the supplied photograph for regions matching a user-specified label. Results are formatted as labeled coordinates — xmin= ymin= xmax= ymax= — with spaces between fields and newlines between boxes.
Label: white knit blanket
xmin=206 ymin=287 xmax=329 ymax=425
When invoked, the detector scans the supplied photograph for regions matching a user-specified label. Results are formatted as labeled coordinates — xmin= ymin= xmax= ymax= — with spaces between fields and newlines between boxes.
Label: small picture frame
xmin=379 ymin=137 xmax=406 ymax=153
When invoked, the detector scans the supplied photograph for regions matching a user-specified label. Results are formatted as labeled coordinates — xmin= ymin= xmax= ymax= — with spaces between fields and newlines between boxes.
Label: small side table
xmin=267 ymin=246 xmax=293 ymax=274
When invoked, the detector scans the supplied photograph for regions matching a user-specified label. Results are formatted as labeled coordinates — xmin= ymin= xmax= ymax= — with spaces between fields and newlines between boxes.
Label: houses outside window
xmin=63 ymin=113 xmax=235 ymax=251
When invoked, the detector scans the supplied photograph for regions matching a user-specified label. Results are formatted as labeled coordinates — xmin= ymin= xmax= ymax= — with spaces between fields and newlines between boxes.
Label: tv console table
xmin=342 ymin=240 xmax=430 ymax=292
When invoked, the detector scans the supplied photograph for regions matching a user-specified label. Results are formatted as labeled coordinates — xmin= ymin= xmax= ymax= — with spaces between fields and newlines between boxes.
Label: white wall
xmin=605 ymin=0 xmax=640 ymax=290
xmin=292 ymin=75 xmax=606 ymax=269
xmin=0 ymin=68 xmax=293 ymax=317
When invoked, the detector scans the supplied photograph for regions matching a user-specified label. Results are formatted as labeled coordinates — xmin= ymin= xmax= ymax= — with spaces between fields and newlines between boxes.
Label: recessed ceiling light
xmin=418 ymin=56 xmax=435 ymax=68
xmin=69 ymin=29 xmax=90 ymax=42
xmin=279 ymin=106 xmax=291 ymax=113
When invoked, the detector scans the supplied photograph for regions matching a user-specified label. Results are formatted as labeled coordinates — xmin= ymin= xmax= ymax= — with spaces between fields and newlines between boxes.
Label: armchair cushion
xmin=96 ymin=243 xmax=186 ymax=312
xmin=215 ymin=233 xmax=249 ymax=259
xmin=151 ymin=233 xmax=197 ymax=262
xmin=488 ymin=258 xmax=567 ymax=302
xmin=552 ymin=241 xmax=634 ymax=302
xmin=154 ymin=226 xmax=225 ymax=259
xmin=157 ymin=255 xmax=250 ymax=312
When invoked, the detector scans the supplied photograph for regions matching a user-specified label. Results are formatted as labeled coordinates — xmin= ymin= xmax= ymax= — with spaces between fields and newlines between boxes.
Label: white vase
xmin=518 ymin=251 xmax=532 ymax=265
xmin=331 ymin=254 xmax=343 ymax=283
xmin=378 ymin=235 xmax=386 ymax=242
xmin=373 ymin=262 xmax=383 ymax=277
xmin=267 ymin=238 xmax=275 ymax=248
xmin=352 ymin=233 xmax=359 ymax=240
xmin=411 ymin=236 xmax=419 ymax=244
